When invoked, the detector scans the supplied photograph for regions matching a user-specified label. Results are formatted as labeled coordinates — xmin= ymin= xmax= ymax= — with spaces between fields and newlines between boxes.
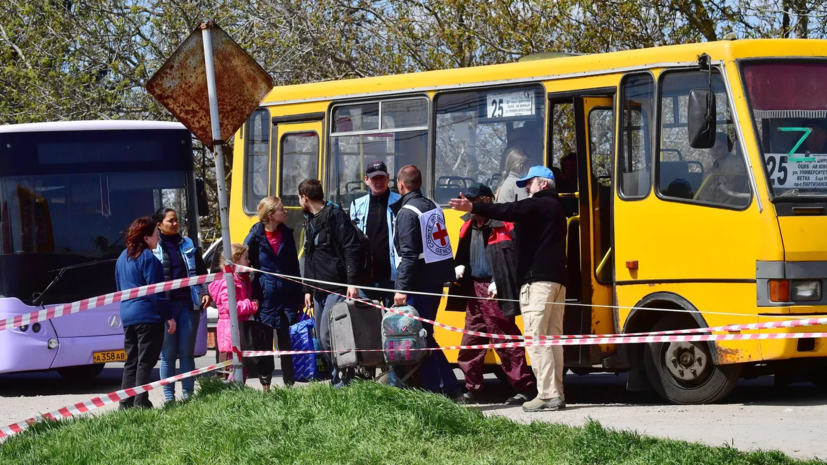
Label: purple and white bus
xmin=0 ymin=121 xmax=209 ymax=380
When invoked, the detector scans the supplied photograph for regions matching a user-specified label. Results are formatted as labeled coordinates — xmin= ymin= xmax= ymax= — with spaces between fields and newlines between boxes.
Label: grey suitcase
xmin=329 ymin=300 xmax=384 ymax=369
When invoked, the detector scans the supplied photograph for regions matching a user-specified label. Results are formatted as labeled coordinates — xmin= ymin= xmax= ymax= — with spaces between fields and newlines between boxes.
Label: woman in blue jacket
xmin=244 ymin=196 xmax=302 ymax=389
xmin=116 ymin=217 xmax=176 ymax=409
xmin=153 ymin=208 xmax=209 ymax=401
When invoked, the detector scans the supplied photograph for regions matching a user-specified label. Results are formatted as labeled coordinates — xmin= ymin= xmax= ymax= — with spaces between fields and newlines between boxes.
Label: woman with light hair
xmin=495 ymin=147 xmax=531 ymax=203
xmin=242 ymin=196 xmax=302 ymax=390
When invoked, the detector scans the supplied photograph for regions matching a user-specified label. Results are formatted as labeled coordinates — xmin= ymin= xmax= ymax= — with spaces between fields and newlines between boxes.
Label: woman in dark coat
xmin=243 ymin=196 xmax=302 ymax=390
xmin=115 ymin=217 xmax=176 ymax=409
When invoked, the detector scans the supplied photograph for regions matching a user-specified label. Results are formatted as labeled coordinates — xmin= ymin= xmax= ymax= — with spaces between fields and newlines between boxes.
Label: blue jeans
xmin=161 ymin=301 xmax=201 ymax=400
xmin=358 ymin=280 xmax=395 ymax=308
xmin=408 ymin=291 xmax=461 ymax=396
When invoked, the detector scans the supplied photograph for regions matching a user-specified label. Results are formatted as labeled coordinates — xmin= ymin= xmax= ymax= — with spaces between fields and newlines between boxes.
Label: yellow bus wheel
xmin=643 ymin=314 xmax=741 ymax=404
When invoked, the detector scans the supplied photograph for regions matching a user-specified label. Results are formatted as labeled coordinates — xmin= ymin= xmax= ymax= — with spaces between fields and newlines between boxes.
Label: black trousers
xmin=243 ymin=320 xmax=294 ymax=386
xmin=121 ymin=323 xmax=165 ymax=408
xmin=275 ymin=323 xmax=294 ymax=386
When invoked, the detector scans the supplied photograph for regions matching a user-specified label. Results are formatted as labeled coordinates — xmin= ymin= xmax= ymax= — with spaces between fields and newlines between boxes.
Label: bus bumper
xmin=50 ymin=334 xmax=125 ymax=369
xmin=757 ymin=316 xmax=827 ymax=360
xmin=0 ymin=321 xmax=58 ymax=374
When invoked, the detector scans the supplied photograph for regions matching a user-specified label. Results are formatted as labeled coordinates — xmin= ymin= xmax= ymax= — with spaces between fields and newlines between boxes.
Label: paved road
xmin=1 ymin=352 xmax=825 ymax=460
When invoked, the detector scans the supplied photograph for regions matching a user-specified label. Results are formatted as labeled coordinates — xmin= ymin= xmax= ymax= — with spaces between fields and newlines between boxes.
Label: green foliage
xmin=0 ymin=380 xmax=821 ymax=464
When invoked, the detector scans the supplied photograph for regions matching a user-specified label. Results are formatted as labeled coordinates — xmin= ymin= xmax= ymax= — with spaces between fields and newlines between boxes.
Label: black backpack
xmin=313 ymin=205 xmax=375 ymax=285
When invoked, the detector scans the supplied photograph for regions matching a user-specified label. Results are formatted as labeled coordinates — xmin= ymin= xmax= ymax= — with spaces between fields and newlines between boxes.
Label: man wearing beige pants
xmin=521 ymin=281 xmax=566 ymax=404
xmin=450 ymin=165 xmax=568 ymax=412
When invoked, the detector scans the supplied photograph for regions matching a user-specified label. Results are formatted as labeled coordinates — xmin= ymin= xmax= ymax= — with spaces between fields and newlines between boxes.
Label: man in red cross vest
xmin=390 ymin=165 xmax=462 ymax=400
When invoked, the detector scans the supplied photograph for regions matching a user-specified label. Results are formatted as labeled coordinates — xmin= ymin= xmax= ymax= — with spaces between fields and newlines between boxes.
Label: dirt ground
xmin=1 ymin=352 xmax=825 ymax=461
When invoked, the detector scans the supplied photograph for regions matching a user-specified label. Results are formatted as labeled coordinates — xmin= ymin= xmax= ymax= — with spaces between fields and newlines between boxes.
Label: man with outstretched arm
xmin=448 ymin=166 xmax=568 ymax=412
xmin=447 ymin=183 xmax=537 ymax=405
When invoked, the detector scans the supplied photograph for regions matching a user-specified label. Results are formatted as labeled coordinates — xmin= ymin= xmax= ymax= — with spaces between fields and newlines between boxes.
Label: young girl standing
xmin=208 ymin=243 xmax=258 ymax=382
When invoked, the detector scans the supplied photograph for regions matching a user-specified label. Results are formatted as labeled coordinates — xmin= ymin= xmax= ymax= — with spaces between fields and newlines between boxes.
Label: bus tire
xmin=58 ymin=364 xmax=106 ymax=382
xmin=643 ymin=315 xmax=740 ymax=404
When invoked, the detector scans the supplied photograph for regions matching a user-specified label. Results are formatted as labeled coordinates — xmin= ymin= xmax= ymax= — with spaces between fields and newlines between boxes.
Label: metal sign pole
xmin=201 ymin=23 xmax=244 ymax=384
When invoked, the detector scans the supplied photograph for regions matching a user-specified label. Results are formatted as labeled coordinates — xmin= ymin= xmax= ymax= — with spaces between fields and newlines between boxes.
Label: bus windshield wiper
xmin=32 ymin=259 xmax=118 ymax=307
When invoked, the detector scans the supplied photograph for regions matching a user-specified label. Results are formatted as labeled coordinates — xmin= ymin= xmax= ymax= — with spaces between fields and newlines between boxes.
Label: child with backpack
xmin=208 ymin=243 xmax=259 ymax=382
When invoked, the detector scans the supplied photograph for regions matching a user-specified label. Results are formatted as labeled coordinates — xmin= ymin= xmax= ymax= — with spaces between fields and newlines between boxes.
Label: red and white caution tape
xmin=241 ymin=330 xmax=827 ymax=358
xmin=235 ymin=265 xmax=806 ymax=320
xmin=0 ymin=272 xmax=228 ymax=333
xmin=238 ymin=266 xmax=827 ymax=343
xmin=0 ymin=360 xmax=231 ymax=440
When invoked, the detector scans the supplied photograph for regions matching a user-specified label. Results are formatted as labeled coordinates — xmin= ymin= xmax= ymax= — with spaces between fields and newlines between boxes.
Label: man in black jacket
xmin=299 ymin=179 xmax=360 ymax=386
xmin=447 ymin=183 xmax=536 ymax=405
xmin=449 ymin=166 xmax=567 ymax=412
xmin=391 ymin=165 xmax=462 ymax=399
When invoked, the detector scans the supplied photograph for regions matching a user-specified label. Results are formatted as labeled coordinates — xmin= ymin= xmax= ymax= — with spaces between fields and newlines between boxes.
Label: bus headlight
xmin=47 ymin=338 xmax=58 ymax=349
xmin=791 ymin=280 xmax=822 ymax=302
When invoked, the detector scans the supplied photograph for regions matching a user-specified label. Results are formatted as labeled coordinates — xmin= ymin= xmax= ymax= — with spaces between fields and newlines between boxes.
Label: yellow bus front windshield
xmin=741 ymin=60 xmax=827 ymax=199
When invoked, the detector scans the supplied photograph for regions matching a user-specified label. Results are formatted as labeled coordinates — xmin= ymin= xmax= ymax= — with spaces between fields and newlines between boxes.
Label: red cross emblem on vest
xmin=431 ymin=222 xmax=448 ymax=246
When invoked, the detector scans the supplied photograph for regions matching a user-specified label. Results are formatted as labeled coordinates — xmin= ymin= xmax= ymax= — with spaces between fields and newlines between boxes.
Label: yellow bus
xmin=229 ymin=39 xmax=827 ymax=404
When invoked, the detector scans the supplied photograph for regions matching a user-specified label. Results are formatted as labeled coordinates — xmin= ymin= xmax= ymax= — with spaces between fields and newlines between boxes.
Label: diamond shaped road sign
xmin=147 ymin=21 xmax=273 ymax=146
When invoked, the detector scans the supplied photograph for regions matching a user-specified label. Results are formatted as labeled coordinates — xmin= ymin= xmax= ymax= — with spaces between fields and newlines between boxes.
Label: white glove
xmin=488 ymin=281 xmax=497 ymax=299
xmin=455 ymin=265 xmax=465 ymax=280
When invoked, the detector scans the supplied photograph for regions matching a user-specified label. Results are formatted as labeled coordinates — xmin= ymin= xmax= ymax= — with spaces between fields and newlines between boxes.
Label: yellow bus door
xmin=549 ymin=92 xmax=617 ymax=368
xmin=581 ymin=96 xmax=618 ymax=366
xmin=270 ymin=117 xmax=324 ymax=255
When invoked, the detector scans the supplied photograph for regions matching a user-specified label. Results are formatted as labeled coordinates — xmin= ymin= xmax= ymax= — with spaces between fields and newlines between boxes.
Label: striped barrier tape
xmin=0 ymin=360 xmax=232 ymax=440
xmin=0 ymin=272 xmax=228 ymax=333
xmin=235 ymin=265 xmax=807 ymax=320
xmin=5 ymin=261 xmax=821 ymax=342
xmin=241 ymin=330 xmax=827 ymax=357
xmin=240 ymin=266 xmax=827 ymax=343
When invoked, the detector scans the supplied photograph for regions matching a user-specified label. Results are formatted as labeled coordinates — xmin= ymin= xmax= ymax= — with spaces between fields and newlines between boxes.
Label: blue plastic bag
xmin=290 ymin=314 xmax=326 ymax=381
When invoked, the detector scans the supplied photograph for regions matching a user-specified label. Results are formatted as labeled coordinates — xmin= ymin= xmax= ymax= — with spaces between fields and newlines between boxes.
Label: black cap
xmin=365 ymin=161 xmax=389 ymax=178
xmin=464 ymin=183 xmax=494 ymax=199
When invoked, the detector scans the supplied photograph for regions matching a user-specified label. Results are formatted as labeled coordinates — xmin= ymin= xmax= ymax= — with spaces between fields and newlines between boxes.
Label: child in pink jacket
xmin=208 ymin=243 xmax=258 ymax=381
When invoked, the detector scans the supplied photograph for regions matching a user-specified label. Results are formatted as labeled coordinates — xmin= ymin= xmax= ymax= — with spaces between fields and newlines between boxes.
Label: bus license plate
xmin=93 ymin=350 xmax=126 ymax=363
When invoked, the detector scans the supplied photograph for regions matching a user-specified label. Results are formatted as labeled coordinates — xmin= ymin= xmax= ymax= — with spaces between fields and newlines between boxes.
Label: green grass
xmin=0 ymin=379 xmax=822 ymax=465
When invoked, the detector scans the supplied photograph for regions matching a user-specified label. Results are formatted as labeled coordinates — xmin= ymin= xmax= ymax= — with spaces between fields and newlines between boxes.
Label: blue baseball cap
xmin=515 ymin=165 xmax=556 ymax=188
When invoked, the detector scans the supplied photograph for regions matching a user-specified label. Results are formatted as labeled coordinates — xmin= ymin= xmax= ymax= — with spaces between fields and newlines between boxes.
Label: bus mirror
xmin=195 ymin=178 xmax=209 ymax=216
xmin=687 ymin=89 xmax=716 ymax=149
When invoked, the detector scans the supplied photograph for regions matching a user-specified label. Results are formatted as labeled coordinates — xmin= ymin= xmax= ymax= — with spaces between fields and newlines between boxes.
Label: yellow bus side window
xmin=618 ymin=74 xmax=654 ymax=199
xmin=434 ymin=85 xmax=545 ymax=204
xmin=329 ymin=98 xmax=428 ymax=209
xmin=658 ymin=70 xmax=750 ymax=208
xmin=279 ymin=132 xmax=319 ymax=207
xmin=244 ymin=109 xmax=270 ymax=213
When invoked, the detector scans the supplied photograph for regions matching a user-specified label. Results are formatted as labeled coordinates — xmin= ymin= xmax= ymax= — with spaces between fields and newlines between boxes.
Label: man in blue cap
xmin=449 ymin=166 xmax=568 ymax=412
xmin=447 ymin=183 xmax=536 ymax=405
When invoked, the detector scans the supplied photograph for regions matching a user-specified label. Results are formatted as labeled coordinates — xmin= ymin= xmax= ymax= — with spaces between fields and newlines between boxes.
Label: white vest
xmin=393 ymin=204 xmax=453 ymax=267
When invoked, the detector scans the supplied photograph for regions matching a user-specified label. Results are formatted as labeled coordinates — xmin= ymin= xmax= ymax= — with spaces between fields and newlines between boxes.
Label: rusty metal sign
xmin=147 ymin=22 xmax=273 ymax=146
